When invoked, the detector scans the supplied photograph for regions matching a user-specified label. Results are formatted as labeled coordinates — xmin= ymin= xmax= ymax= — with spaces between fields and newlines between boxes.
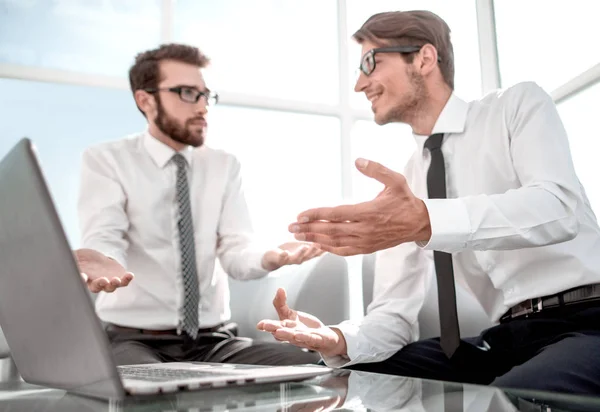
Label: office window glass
xmin=207 ymin=106 xmax=342 ymax=243
xmin=351 ymin=120 xmax=415 ymax=202
xmin=0 ymin=0 xmax=161 ymax=77
xmin=174 ymin=0 xmax=339 ymax=104
xmin=495 ymin=0 xmax=600 ymax=91
xmin=0 ymin=78 xmax=146 ymax=245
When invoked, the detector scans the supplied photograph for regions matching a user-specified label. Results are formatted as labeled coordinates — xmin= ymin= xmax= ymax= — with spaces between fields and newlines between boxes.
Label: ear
xmin=417 ymin=44 xmax=439 ymax=76
xmin=134 ymin=90 xmax=156 ymax=117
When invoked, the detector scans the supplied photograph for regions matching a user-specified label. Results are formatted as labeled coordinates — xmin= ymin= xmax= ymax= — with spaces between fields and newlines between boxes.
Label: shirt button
xmin=506 ymin=288 xmax=515 ymax=295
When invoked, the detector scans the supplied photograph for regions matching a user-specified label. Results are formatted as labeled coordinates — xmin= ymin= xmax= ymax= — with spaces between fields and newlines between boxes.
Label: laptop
xmin=0 ymin=138 xmax=331 ymax=400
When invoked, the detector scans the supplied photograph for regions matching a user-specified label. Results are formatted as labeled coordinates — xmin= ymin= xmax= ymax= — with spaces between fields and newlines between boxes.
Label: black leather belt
xmin=107 ymin=322 xmax=225 ymax=336
xmin=500 ymin=283 xmax=600 ymax=323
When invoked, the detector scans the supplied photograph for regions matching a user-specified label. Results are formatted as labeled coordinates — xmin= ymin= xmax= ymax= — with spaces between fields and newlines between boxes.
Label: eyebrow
xmin=171 ymin=84 xmax=210 ymax=93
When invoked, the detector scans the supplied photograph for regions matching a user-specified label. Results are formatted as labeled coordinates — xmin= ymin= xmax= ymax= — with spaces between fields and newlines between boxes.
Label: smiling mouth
xmin=367 ymin=93 xmax=382 ymax=105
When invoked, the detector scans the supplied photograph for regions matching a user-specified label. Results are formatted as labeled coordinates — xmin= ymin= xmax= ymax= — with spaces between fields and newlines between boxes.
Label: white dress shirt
xmin=79 ymin=132 xmax=269 ymax=329
xmin=325 ymin=82 xmax=600 ymax=367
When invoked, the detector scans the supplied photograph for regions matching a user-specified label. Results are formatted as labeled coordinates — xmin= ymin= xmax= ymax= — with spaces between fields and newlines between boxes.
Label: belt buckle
xmin=511 ymin=298 xmax=543 ymax=319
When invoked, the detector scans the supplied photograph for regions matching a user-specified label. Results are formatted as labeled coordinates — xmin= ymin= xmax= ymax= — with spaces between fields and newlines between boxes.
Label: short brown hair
xmin=128 ymin=43 xmax=210 ymax=92
xmin=353 ymin=11 xmax=454 ymax=89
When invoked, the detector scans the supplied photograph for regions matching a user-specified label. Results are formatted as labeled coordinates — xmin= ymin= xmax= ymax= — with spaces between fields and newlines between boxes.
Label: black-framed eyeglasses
xmin=359 ymin=46 xmax=442 ymax=76
xmin=144 ymin=86 xmax=219 ymax=105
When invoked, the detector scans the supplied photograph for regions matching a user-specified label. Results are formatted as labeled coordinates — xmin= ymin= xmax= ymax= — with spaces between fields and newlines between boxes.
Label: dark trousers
xmin=106 ymin=324 xmax=320 ymax=366
xmin=348 ymin=306 xmax=600 ymax=395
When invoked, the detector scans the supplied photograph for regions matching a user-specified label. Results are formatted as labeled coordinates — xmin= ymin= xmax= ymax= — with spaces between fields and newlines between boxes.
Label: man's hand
xmin=288 ymin=158 xmax=432 ymax=256
xmin=261 ymin=241 xmax=324 ymax=271
xmin=256 ymin=288 xmax=347 ymax=358
xmin=74 ymin=248 xmax=134 ymax=293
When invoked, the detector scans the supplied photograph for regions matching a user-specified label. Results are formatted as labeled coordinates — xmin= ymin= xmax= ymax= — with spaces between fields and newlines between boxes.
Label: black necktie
xmin=424 ymin=133 xmax=460 ymax=358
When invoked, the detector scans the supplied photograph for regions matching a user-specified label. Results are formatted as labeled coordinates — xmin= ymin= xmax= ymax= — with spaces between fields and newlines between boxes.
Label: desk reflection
xmin=316 ymin=370 xmax=515 ymax=412
xmin=2 ymin=370 xmax=600 ymax=411
xmin=0 ymin=380 xmax=339 ymax=412
xmin=317 ymin=370 xmax=600 ymax=412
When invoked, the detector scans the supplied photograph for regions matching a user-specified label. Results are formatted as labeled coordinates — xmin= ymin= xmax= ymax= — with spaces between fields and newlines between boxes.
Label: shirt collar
xmin=142 ymin=131 xmax=193 ymax=169
xmin=413 ymin=93 xmax=470 ymax=151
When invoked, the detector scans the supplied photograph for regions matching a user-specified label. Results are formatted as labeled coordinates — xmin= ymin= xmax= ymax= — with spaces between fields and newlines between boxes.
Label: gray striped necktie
xmin=172 ymin=153 xmax=200 ymax=339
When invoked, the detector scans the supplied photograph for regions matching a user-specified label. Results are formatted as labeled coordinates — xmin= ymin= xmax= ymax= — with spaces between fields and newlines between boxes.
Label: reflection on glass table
xmin=2 ymin=369 xmax=600 ymax=411
xmin=0 ymin=380 xmax=340 ymax=412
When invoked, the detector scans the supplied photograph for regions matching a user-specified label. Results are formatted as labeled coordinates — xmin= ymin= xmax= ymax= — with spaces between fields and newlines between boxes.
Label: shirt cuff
xmin=418 ymin=198 xmax=472 ymax=253
xmin=320 ymin=322 xmax=360 ymax=368
xmin=244 ymin=248 xmax=271 ymax=279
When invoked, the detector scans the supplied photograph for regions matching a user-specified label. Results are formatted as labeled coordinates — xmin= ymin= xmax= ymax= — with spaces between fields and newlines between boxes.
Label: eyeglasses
xmin=359 ymin=46 xmax=441 ymax=76
xmin=144 ymin=86 xmax=219 ymax=105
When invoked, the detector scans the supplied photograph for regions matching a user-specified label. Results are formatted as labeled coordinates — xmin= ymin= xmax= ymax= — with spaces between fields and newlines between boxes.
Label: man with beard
xmin=77 ymin=43 xmax=322 ymax=366
xmin=257 ymin=11 xmax=600 ymax=394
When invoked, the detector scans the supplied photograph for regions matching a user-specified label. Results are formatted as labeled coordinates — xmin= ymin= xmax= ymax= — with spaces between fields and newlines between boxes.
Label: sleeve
xmin=78 ymin=147 xmax=129 ymax=267
xmin=216 ymin=156 xmax=270 ymax=280
xmin=322 ymin=241 xmax=430 ymax=368
xmin=422 ymin=82 xmax=582 ymax=253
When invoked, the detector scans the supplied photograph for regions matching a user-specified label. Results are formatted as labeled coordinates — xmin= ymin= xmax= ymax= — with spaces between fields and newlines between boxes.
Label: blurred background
xmin=0 ymin=0 xmax=599 ymax=318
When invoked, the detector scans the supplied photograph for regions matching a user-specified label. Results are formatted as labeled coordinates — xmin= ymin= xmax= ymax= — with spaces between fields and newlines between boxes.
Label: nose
xmin=354 ymin=71 xmax=368 ymax=93
xmin=194 ymin=98 xmax=208 ymax=115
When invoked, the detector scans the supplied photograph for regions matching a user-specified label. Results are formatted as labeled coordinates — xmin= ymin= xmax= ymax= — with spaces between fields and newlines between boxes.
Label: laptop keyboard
xmin=118 ymin=365 xmax=243 ymax=382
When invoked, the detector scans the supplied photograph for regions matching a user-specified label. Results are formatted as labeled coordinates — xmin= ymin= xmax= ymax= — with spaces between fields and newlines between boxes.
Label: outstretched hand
xmin=257 ymin=288 xmax=347 ymax=358
xmin=74 ymin=248 xmax=134 ymax=293
xmin=261 ymin=241 xmax=324 ymax=271
xmin=289 ymin=158 xmax=432 ymax=256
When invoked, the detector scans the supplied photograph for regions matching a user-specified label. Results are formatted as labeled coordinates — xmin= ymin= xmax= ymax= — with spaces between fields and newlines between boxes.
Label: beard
xmin=154 ymin=97 xmax=205 ymax=147
xmin=377 ymin=67 xmax=427 ymax=125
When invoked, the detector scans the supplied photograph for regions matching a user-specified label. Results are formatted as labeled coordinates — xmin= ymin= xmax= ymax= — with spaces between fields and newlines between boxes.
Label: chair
xmin=0 ymin=326 xmax=19 ymax=382
xmin=362 ymin=253 xmax=376 ymax=316
xmin=229 ymin=253 xmax=350 ymax=341
xmin=361 ymin=253 xmax=493 ymax=340
xmin=0 ymin=326 xmax=9 ymax=359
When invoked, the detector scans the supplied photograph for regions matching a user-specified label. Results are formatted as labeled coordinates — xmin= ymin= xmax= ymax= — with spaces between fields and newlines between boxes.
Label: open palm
xmin=272 ymin=288 xmax=323 ymax=328
xmin=257 ymin=288 xmax=344 ymax=357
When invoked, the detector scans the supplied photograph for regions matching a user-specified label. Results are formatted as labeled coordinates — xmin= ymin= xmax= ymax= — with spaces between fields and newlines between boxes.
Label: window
xmin=206 ymin=106 xmax=342 ymax=243
xmin=351 ymin=120 xmax=415 ymax=202
xmin=495 ymin=0 xmax=600 ymax=92
xmin=174 ymin=0 xmax=339 ymax=104
xmin=557 ymin=82 xmax=600 ymax=214
xmin=0 ymin=0 xmax=161 ymax=77
xmin=346 ymin=0 xmax=482 ymax=110
xmin=0 ymin=78 xmax=146 ymax=245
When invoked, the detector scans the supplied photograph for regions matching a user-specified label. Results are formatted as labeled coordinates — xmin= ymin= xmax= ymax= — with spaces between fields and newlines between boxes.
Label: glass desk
xmin=1 ymin=368 xmax=599 ymax=412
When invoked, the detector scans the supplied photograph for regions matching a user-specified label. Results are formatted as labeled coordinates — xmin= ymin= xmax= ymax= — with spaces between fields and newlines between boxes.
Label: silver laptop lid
xmin=0 ymin=138 xmax=125 ymax=399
